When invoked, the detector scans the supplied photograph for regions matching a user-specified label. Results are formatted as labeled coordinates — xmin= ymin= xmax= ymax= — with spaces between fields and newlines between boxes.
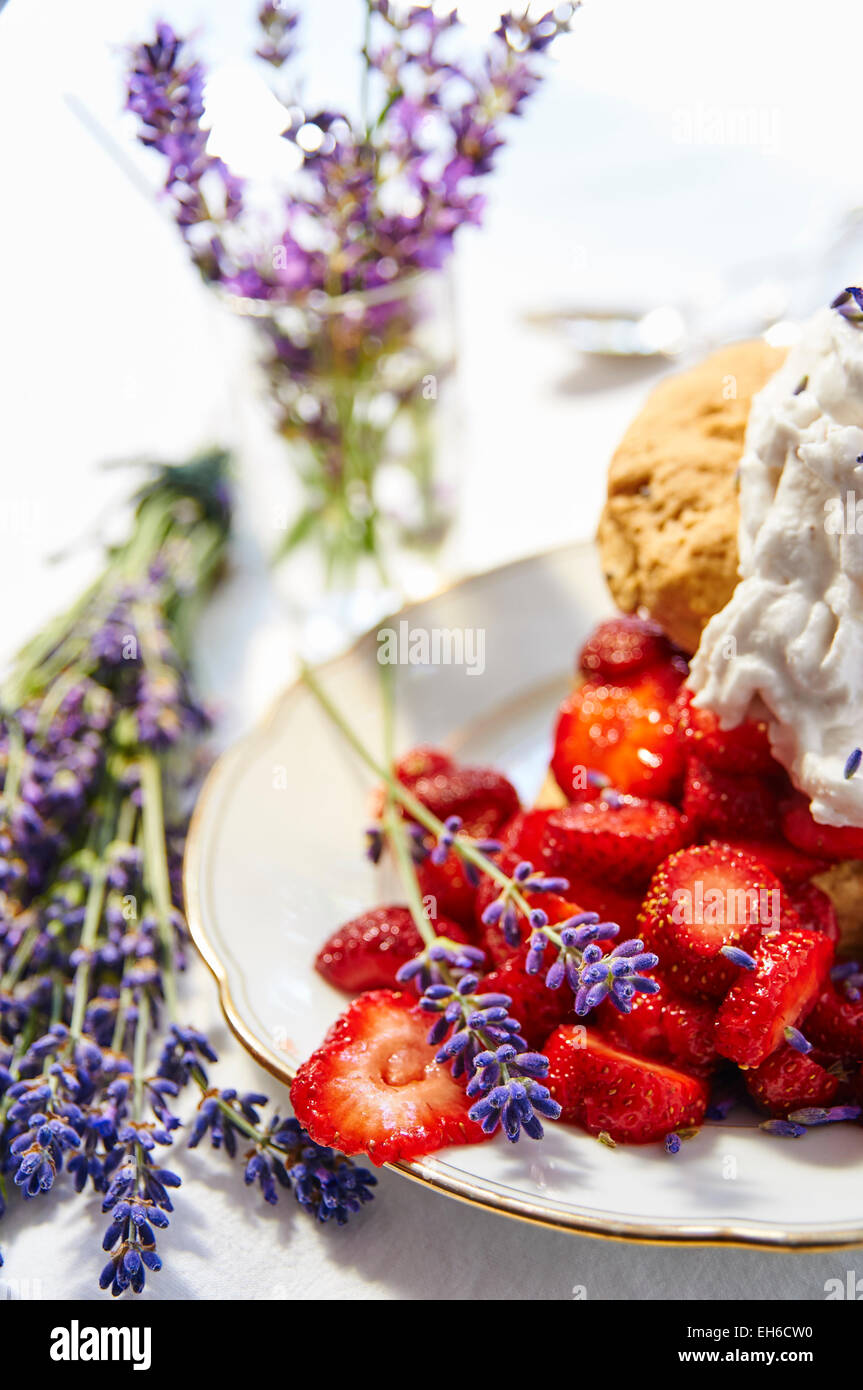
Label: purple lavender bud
xmin=502 ymin=903 xmax=520 ymax=945
xmin=759 ymin=1119 xmax=807 ymax=1138
xmin=584 ymin=980 xmax=610 ymax=1011
xmin=720 ymin=945 xmax=757 ymax=970
xmin=831 ymin=960 xmax=860 ymax=982
xmin=482 ymin=898 xmax=504 ymax=926
xmin=610 ymin=938 xmax=646 ymax=959
xmin=545 ymin=958 xmax=565 ymax=991
xmin=582 ymin=943 xmax=602 ymax=965
xmin=787 ymin=1105 xmax=862 ymax=1126
xmin=783 ymin=1026 xmax=812 ymax=1055
xmin=844 ymin=747 xmax=862 ymax=780
xmin=514 ymin=861 xmax=533 ymax=882
xmin=528 ymin=909 xmax=548 ymax=929
xmin=527 ymin=876 xmax=569 ymax=894
xmin=665 ymin=1133 xmax=682 ymax=1155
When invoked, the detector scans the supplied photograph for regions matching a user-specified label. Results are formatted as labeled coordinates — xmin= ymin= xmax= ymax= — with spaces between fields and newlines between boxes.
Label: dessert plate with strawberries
xmin=185 ymin=541 xmax=863 ymax=1248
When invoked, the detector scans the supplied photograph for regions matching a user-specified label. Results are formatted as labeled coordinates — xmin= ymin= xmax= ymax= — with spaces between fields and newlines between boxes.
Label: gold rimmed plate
xmin=184 ymin=542 xmax=863 ymax=1249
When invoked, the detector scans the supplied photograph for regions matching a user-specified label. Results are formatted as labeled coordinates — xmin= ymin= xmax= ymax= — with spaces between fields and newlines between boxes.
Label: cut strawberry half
xmin=745 ymin=1044 xmax=841 ymax=1118
xmin=597 ymin=979 xmax=718 ymax=1075
xmin=805 ymin=985 xmax=863 ymax=1060
xmin=638 ymin=844 xmax=792 ymax=999
xmin=715 ymin=929 xmax=835 ymax=1068
xmin=682 ymin=757 xmax=780 ymax=838
xmin=394 ymin=746 xmax=455 ymax=786
xmin=291 ymin=990 xmax=487 ymax=1165
xmin=780 ymin=792 xmax=863 ymax=861
xmin=416 ymin=854 xmax=478 ymax=932
xmin=674 ymin=687 xmax=777 ymax=775
xmin=410 ymin=764 xmax=520 ymax=839
xmin=544 ymin=1029 xmax=709 ymax=1144
xmin=499 ymin=809 xmax=556 ymax=867
xmin=551 ymin=666 xmax=684 ymax=803
xmin=786 ymin=881 xmax=840 ymax=945
xmin=478 ymin=951 xmax=575 ymax=1049
xmin=578 ymin=616 xmax=677 ymax=683
xmin=715 ymin=837 xmax=830 ymax=887
xmin=542 ymin=796 xmax=691 ymax=890
xmin=315 ymin=906 xmax=468 ymax=993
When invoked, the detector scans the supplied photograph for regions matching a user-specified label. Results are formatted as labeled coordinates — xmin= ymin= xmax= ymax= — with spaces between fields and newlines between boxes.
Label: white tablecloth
xmin=1 ymin=0 xmax=862 ymax=1300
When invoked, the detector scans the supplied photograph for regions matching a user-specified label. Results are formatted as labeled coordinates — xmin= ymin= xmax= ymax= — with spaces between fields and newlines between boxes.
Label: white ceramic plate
xmin=184 ymin=543 xmax=863 ymax=1248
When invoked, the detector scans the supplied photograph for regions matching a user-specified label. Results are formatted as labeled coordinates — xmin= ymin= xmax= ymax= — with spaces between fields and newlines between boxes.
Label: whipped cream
xmin=688 ymin=305 xmax=863 ymax=827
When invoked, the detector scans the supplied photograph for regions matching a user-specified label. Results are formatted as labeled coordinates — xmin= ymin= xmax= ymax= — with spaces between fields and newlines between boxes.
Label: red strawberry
xmin=315 ymin=906 xmax=468 ymax=993
xmin=416 ymin=854 xmax=478 ymax=932
xmin=674 ymin=687 xmax=777 ymax=775
xmin=578 ymin=616 xmax=677 ymax=683
xmin=552 ymin=667 xmax=684 ymax=803
xmin=542 ymin=796 xmax=691 ymax=890
xmin=499 ymin=809 xmax=556 ymax=867
xmin=715 ymin=929 xmax=835 ymax=1068
xmin=638 ymin=844 xmax=792 ymax=1000
xmin=598 ymin=980 xmax=718 ymax=1075
xmin=549 ymin=871 xmax=644 ymax=941
xmin=682 ymin=757 xmax=780 ymax=838
xmin=715 ymin=837 xmax=830 ymax=887
xmin=544 ymin=1028 xmax=709 ymax=1144
xmin=745 ymin=1044 xmax=841 ymax=1118
xmin=290 ymin=990 xmax=486 ymax=1165
xmin=786 ymin=881 xmax=840 ymax=945
xmin=781 ymin=791 xmax=863 ymax=861
xmin=804 ymin=985 xmax=863 ymax=1060
xmin=395 ymin=746 xmax=454 ymax=785
xmin=478 ymin=951 xmax=575 ymax=1049
xmin=411 ymin=764 xmax=520 ymax=839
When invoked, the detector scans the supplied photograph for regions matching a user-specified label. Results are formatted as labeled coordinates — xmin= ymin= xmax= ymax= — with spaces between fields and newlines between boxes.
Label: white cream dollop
xmin=688 ymin=305 xmax=863 ymax=827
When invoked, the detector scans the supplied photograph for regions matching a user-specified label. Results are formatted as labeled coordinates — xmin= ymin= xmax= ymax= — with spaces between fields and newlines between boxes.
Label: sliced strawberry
xmin=315 ymin=906 xmax=468 ymax=993
xmin=638 ymin=844 xmax=791 ymax=999
xmin=745 ymin=1044 xmax=841 ymax=1118
xmin=290 ymin=990 xmax=486 ymax=1165
xmin=478 ymin=951 xmax=575 ymax=1049
xmin=410 ymin=764 xmax=520 ymax=839
xmin=542 ymin=796 xmax=691 ymax=890
xmin=416 ymin=854 xmax=478 ymax=932
xmin=597 ymin=980 xmax=718 ymax=1075
xmin=674 ymin=687 xmax=777 ymax=775
xmin=544 ymin=1029 xmax=709 ymax=1144
xmin=552 ymin=667 xmax=684 ymax=802
xmin=395 ymin=746 xmax=455 ymax=785
xmin=682 ymin=757 xmax=780 ymax=838
xmin=781 ymin=792 xmax=863 ymax=861
xmin=578 ymin=616 xmax=676 ymax=683
xmin=715 ymin=929 xmax=835 ymax=1068
xmin=499 ymin=809 xmax=556 ymax=867
xmin=805 ymin=985 xmax=863 ymax=1060
xmin=548 ymin=870 xmax=644 ymax=942
xmin=716 ymin=837 xmax=830 ymax=887
xmin=786 ymin=881 xmax=840 ymax=945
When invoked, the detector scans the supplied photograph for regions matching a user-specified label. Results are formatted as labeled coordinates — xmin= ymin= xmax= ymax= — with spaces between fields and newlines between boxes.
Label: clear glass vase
xmin=227 ymin=269 xmax=460 ymax=649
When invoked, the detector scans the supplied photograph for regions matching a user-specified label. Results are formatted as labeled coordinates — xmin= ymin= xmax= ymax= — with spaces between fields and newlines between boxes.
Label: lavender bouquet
xmin=126 ymin=2 xmax=577 ymax=583
xmin=0 ymin=453 xmax=373 ymax=1297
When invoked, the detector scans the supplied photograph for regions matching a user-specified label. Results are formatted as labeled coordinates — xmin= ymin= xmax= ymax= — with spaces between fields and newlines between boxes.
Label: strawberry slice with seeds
xmin=410 ymin=764 xmax=519 ymax=839
xmin=805 ymin=985 xmax=863 ymax=1060
xmin=291 ymin=990 xmax=487 ymax=1165
xmin=638 ymin=844 xmax=793 ymax=1000
xmin=394 ymin=746 xmax=455 ymax=785
xmin=416 ymin=854 xmax=478 ymax=932
xmin=544 ymin=1028 xmax=709 ymax=1144
xmin=682 ymin=756 xmax=780 ymax=838
xmin=578 ymin=616 xmax=677 ymax=683
xmin=785 ymin=881 xmax=840 ymax=945
xmin=552 ymin=667 xmax=684 ymax=802
xmin=542 ymin=796 xmax=691 ymax=890
xmin=745 ymin=1044 xmax=841 ymax=1118
xmin=598 ymin=980 xmax=719 ymax=1075
xmin=715 ymin=837 xmax=830 ymax=887
xmin=315 ymin=906 xmax=469 ymax=993
xmin=781 ymin=791 xmax=863 ymax=861
xmin=674 ymin=687 xmax=778 ymax=775
xmin=715 ymin=929 xmax=835 ymax=1068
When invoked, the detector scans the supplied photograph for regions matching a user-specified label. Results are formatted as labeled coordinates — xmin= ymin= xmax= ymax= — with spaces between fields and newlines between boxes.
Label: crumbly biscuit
xmin=597 ymin=340 xmax=786 ymax=654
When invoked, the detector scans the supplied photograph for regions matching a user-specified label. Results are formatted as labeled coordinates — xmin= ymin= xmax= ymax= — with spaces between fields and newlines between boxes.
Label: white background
xmin=1 ymin=0 xmax=862 ymax=1300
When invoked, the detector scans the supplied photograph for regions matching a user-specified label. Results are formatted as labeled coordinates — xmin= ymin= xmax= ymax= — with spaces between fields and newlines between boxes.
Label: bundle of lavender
xmin=0 ymin=453 xmax=374 ymax=1296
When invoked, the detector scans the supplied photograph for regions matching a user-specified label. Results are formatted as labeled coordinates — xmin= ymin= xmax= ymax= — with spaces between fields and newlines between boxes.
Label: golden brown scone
xmin=597 ymin=340 xmax=787 ymax=654
xmin=812 ymin=861 xmax=863 ymax=956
